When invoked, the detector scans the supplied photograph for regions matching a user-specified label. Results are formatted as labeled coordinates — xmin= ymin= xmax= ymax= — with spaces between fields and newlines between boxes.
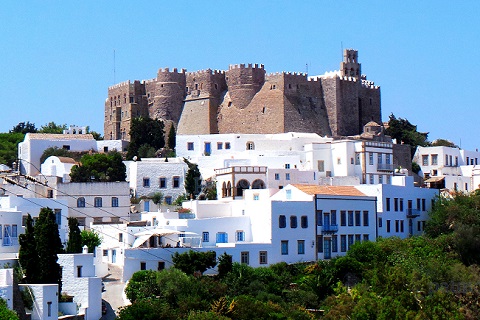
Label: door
xmin=204 ymin=142 xmax=211 ymax=155
xmin=323 ymin=214 xmax=330 ymax=230
xmin=324 ymin=239 xmax=332 ymax=259
xmin=112 ymin=249 xmax=116 ymax=263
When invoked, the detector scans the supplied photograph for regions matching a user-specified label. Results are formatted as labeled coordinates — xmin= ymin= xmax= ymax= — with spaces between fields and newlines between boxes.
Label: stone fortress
xmin=104 ymin=49 xmax=381 ymax=141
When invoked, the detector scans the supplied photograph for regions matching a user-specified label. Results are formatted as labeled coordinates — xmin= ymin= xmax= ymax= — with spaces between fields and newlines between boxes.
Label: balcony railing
xmin=406 ymin=208 xmax=421 ymax=218
xmin=322 ymin=224 xmax=339 ymax=234
xmin=377 ymin=163 xmax=395 ymax=171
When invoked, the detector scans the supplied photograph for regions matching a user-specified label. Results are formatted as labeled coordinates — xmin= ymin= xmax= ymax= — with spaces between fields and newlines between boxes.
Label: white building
xmin=58 ymin=251 xmax=102 ymax=320
xmin=414 ymin=146 xmax=480 ymax=192
xmin=19 ymin=284 xmax=58 ymax=320
xmin=40 ymin=156 xmax=77 ymax=181
xmin=357 ymin=175 xmax=439 ymax=238
xmin=125 ymin=157 xmax=188 ymax=205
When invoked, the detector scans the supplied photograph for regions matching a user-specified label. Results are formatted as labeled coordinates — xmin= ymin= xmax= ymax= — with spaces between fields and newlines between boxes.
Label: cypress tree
xmin=167 ymin=124 xmax=176 ymax=150
xmin=18 ymin=214 xmax=38 ymax=283
xmin=66 ymin=217 xmax=82 ymax=253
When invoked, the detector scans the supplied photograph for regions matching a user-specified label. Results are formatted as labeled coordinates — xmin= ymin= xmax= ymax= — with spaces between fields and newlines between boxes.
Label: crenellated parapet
xmin=226 ymin=63 xmax=265 ymax=109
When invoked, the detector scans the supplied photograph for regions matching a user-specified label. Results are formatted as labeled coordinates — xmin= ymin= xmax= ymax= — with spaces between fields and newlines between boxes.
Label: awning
xmin=132 ymin=234 xmax=152 ymax=248
xmin=424 ymin=176 xmax=445 ymax=183
xmin=134 ymin=228 xmax=181 ymax=237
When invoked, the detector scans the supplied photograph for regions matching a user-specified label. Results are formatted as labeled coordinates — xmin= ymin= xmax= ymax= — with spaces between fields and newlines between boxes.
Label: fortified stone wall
xmin=104 ymin=49 xmax=382 ymax=141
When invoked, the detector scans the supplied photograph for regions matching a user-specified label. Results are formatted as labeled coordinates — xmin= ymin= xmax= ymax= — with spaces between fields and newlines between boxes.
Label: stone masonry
xmin=104 ymin=49 xmax=381 ymax=141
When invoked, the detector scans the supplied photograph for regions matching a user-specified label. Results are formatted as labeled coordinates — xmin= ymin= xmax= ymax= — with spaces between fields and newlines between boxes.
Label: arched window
xmin=112 ymin=197 xmax=119 ymax=207
xmin=77 ymin=197 xmax=85 ymax=208
xmin=246 ymin=141 xmax=255 ymax=150
xmin=236 ymin=179 xmax=250 ymax=197
xmin=227 ymin=181 xmax=232 ymax=197
xmin=252 ymin=179 xmax=266 ymax=189
xmin=222 ymin=182 xmax=227 ymax=198
xmin=94 ymin=197 xmax=102 ymax=208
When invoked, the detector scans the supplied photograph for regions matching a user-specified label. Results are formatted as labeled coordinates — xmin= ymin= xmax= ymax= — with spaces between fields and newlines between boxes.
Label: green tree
xmin=38 ymin=122 xmax=67 ymax=134
xmin=137 ymin=143 xmax=156 ymax=158
xmin=385 ymin=113 xmax=429 ymax=158
xmin=151 ymin=192 xmax=164 ymax=206
xmin=0 ymin=299 xmax=19 ymax=320
xmin=124 ymin=270 xmax=162 ymax=303
xmin=0 ymin=132 xmax=25 ymax=167
xmin=33 ymin=208 xmax=63 ymax=287
xmin=18 ymin=214 xmax=38 ymax=283
xmin=10 ymin=121 xmax=37 ymax=134
xmin=172 ymin=250 xmax=217 ymax=275
xmin=70 ymin=151 xmax=126 ymax=182
xmin=217 ymin=253 xmax=232 ymax=279
xmin=39 ymin=147 xmax=77 ymax=164
xmin=127 ymin=116 xmax=165 ymax=160
xmin=167 ymin=124 xmax=176 ymax=150
xmin=184 ymin=158 xmax=202 ymax=198
xmin=431 ymin=138 xmax=458 ymax=148
xmin=86 ymin=126 xmax=103 ymax=140
xmin=66 ymin=218 xmax=83 ymax=253
xmin=81 ymin=230 xmax=102 ymax=253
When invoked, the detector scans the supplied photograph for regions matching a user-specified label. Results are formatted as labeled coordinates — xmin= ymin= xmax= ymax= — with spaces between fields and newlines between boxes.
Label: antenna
xmin=305 ymin=63 xmax=308 ymax=75
xmin=113 ymin=49 xmax=116 ymax=84
xmin=341 ymin=41 xmax=343 ymax=57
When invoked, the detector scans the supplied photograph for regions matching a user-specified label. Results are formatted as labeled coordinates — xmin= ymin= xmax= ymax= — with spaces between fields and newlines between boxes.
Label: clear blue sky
xmin=1 ymin=1 xmax=479 ymax=150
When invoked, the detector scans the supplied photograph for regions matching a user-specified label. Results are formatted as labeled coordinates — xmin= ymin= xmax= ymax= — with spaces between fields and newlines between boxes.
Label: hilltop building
xmin=104 ymin=49 xmax=381 ymax=141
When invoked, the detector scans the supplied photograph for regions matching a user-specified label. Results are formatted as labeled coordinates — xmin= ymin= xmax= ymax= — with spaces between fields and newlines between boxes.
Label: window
xmin=259 ymin=251 xmax=268 ymax=264
xmin=47 ymin=302 xmax=52 ymax=317
xmin=355 ymin=153 xmax=360 ymax=165
xmin=316 ymin=210 xmax=323 ymax=226
xmin=225 ymin=142 xmax=231 ymax=149
xmin=298 ymin=240 xmax=305 ymax=254
xmin=369 ymin=153 xmax=374 ymax=165
xmin=274 ymin=173 xmax=280 ymax=180
xmin=143 ymin=178 xmax=150 ymax=187
xmin=445 ymin=154 xmax=449 ymax=166
xmin=241 ymin=252 xmax=249 ymax=265
xmin=379 ymin=175 xmax=383 ymax=184
xmin=202 ymin=232 xmax=209 ymax=242
xmin=355 ymin=211 xmax=361 ymax=226
xmin=318 ymin=160 xmax=325 ymax=172
xmin=386 ymin=175 xmax=391 ymax=184
xmin=400 ymin=220 xmax=404 ymax=233
xmin=246 ymin=141 xmax=255 ymax=150
xmin=348 ymin=235 xmax=354 ymax=250
xmin=157 ymin=177 xmax=166 ymax=188
xmin=363 ymin=211 xmax=369 ymax=226
xmin=301 ymin=216 xmax=308 ymax=228
xmin=337 ymin=158 xmax=342 ymax=165
xmin=379 ymin=217 xmax=383 ymax=228
xmin=144 ymin=200 xmax=150 ymax=212
xmin=187 ymin=142 xmax=194 ymax=150
xmin=47 ymin=189 xmax=53 ymax=198
xmin=332 ymin=236 xmax=338 ymax=252
xmin=54 ymin=210 xmax=61 ymax=227
xmin=363 ymin=234 xmax=369 ymax=241
xmin=290 ymin=215 xmax=297 ymax=228
xmin=94 ymin=197 xmax=102 ymax=207
xmin=253 ymin=194 xmax=259 ymax=200
xmin=422 ymin=199 xmax=426 ymax=211
xmin=77 ymin=266 xmax=83 ymax=277
xmin=386 ymin=154 xmax=391 ymax=164
xmin=416 ymin=198 xmax=421 ymax=210
xmin=216 ymin=232 xmax=228 ymax=243
xmin=377 ymin=153 xmax=382 ymax=164
xmin=340 ymin=211 xmax=346 ymax=226
xmin=285 ymin=173 xmax=290 ymax=180
xmin=235 ymin=231 xmax=245 ymax=242
xmin=331 ymin=210 xmax=337 ymax=225
xmin=281 ymin=240 xmax=289 ymax=255
xmin=355 ymin=234 xmax=361 ymax=242
xmin=395 ymin=220 xmax=399 ymax=233
xmin=103 ymin=250 xmax=108 ymax=256
xmin=119 ymin=233 xmax=123 ymax=242
xmin=158 ymin=261 xmax=165 ymax=270
xmin=77 ymin=197 xmax=85 ymax=208
xmin=63 ymin=145 xmax=70 ymax=150
xmin=279 ymin=215 xmax=286 ymax=228
xmin=386 ymin=220 xmax=391 ymax=233
xmin=386 ymin=198 xmax=391 ymax=211
xmin=422 ymin=155 xmax=428 ymax=166
xmin=348 ymin=211 xmax=354 ymax=226
xmin=217 ymin=142 xmax=223 ymax=150
xmin=165 ymin=196 xmax=172 ymax=205
xmin=394 ymin=198 xmax=399 ymax=211
xmin=400 ymin=198 xmax=404 ymax=211
xmin=77 ymin=217 xmax=86 ymax=226
xmin=112 ymin=197 xmax=119 ymax=207
xmin=140 ymin=262 xmax=146 ymax=270
xmin=341 ymin=235 xmax=347 ymax=252
xmin=369 ymin=174 xmax=374 ymax=184
xmin=286 ymin=189 xmax=292 ymax=200
xmin=285 ymin=163 xmax=290 ymax=169
xmin=173 ymin=176 xmax=180 ymax=188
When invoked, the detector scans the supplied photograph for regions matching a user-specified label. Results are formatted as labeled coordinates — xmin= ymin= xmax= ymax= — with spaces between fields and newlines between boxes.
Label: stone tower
xmin=151 ymin=68 xmax=187 ymax=124
xmin=225 ymin=64 xmax=265 ymax=109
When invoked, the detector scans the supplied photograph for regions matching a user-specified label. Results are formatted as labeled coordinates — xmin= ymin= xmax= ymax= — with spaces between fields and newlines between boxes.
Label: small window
xmin=216 ymin=232 xmax=228 ymax=243
xmin=225 ymin=142 xmax=231 ymax=149
xmin=285 ymin=164 xmax=290 ymax=169
xmin=77 ymin=197 xmax=86 ymax=208
xmin=253 ymin=194 xmax=259 ymax=200
xmin=286 ymin=189 xmax=292 ymax=199
xmin=158 ymin=261 xmax=165 ymax=270
xmin=363 ymin=211 xmax=369 ymax=226
xmin=202 ymin=232 xmax=209 ymax=242
xmin=241 ymin=252 xmax=249 ymax=265
xmin=246 ymin=141 xmax=255 ymax=150
xmin=173 ymin=176 xmax=180 ymax=188
xmin=259 ymin=251 xmax=267 ymax=264
xmin=285 ymin=173 xmax=290 ymax=180
xmin=103 ymin=250 xmax=108 ymax=256
xmin=187 ymin=142 xmax=194 ymax=151
xmin=235 ymin=231 xmax=245 ymax=242
xmin=63 ymin=145 xmax=70 ymax=150
xmin=159 ymin=177 xmax=166 ymax=188
xmin=369 ymin=153 xmax=374 ymax=165
xmin=340 ymin=211 xmax=346 ymax=226
xmin=77 ymin=266 xmax=82 ymax=277
xmin=217 ymin=142 xmax=223 ymax=150
xmin=301 ymin=216 xmax=308 ymax=228
xmin=119 ymin=233 xmax=123 ymax=242
xmin=94 ymin=197 xmax=102 ymax=207
xmin=140 ymin=262 xmax=146 ymax=270
xmin=348 ymin=211 xmax=353 ymax=226
xmin=274 ymin=173 xmax=280 ymax=180
xmin=290 ymin=215 xmax=297 ymax=228
xmin=143 ymin=178 xmax=150 ymax=187
xmin=112 ymin=197 xmax=119 ymax=207
xmin=279 ymin=215 xmax=286 ymax=228
xmin=165 ymin=196 xmax=172 ymax=205
xmin=281 ymin=240 xmax=288 ymax=255
xmin=297 ymin=240 xmax=305 ymax=255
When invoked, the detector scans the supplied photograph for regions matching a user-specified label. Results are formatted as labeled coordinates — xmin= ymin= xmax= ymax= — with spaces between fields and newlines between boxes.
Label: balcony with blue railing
xmin=322 ymin=224 xmax=339 ymax=234
xmin=377 ymin=163 xmax=395 ymax=172
xmin=406 ymin=208 xmax=421 ymax=218
xmin=178 ymin=212 xmax=196 ymax=219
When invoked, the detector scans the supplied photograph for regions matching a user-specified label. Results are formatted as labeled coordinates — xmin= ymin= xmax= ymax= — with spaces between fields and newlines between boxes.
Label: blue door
xmin=204 ymin=142 xmax=211 ymax=155
xmin=324 ymin=239 xmax=332 ymax=259
xmin=324 ymin=214 xmax=330 ymax=231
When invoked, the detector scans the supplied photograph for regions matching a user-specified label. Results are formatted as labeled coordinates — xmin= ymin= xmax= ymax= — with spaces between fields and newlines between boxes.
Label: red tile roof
xmin=291 ymin=184 xmax=366 ymax=197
